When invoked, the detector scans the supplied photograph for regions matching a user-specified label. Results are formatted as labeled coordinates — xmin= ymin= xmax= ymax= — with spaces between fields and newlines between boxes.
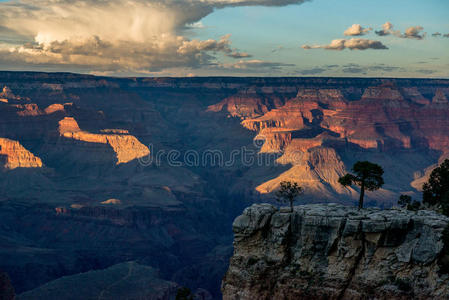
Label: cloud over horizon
xmin=219 ymin=59 xmax=295 ymax=72
xmin=0 ymin=0 xmax=309 ymax=73
xmin=302 ymin=38 xmax=388 ymax=51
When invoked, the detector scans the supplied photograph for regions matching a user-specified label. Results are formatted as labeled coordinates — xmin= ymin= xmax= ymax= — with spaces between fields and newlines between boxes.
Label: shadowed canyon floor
xmin=0 ymin=72 xmax=449 ymax=298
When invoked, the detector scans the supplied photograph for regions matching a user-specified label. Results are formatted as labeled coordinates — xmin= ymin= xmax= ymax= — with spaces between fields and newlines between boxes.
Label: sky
xmin=0 ymin=0 xmax=448 ymax=77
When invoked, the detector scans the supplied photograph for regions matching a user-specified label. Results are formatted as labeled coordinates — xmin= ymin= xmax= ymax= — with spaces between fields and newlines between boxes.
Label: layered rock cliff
xmin=0 ymin=138 xmax=43 ymax=169
xmin=222 ymin=204 xmax=449 ymax=299
xmin=58 ymin=117 xmax=150 ymax=164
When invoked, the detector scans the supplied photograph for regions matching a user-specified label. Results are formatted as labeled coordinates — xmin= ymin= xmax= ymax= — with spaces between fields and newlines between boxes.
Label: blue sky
xmin=0 ymin=0 xmax=447 ymax=77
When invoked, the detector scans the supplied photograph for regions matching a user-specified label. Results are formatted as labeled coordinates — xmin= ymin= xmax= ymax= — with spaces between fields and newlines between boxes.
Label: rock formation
xmin=58 ymin=117 xmax=150 ymax=164
xmin=0 ymin=72 xmax=449 ymax=298
xmin=222 ymin=203 xmax=449 ymax=299
xmin=209 ymin=81 xmax=449 ymax=203
xmin=0 ymin=138 xmax=43 ymax=169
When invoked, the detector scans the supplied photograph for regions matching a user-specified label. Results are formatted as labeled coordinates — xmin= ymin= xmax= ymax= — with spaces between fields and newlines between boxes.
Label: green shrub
xmin=398 ymin=195 xmax=412 ymax=208
xmin=423 ymin=159 xmax=449 ymax=216
xmin=406 ymin=200 xmax=421 ymax=211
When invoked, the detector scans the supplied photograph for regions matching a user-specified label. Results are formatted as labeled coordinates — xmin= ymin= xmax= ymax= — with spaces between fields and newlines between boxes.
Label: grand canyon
xmin=1 ymin=72 xmax=449 ymax=298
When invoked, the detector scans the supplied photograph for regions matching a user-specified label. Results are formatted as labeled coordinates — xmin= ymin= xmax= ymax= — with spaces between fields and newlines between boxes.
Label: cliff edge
xmin=222 ymin=204 xmax=449 ymax=299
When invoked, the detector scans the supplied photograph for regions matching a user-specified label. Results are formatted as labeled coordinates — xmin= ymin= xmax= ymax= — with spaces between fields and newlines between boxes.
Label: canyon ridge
xmin=0 ymin=72 xmax=449 ymax=298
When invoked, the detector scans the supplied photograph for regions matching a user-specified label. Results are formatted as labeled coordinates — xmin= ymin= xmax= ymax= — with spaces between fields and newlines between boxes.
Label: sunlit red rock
xmin=58 ymin=117 xmax=150 ymax=164
xmin=206 ymin=81 xmax=449 ymax=199
xmin=0 ymin=138 xmax=43 ymax=169
xmin=44 ymin=103 xmax=66 ymax=114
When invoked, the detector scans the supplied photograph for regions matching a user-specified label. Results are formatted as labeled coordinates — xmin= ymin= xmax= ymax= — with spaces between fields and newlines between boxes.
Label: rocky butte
xmin=222 ymin=203 xmax=449 ymax=299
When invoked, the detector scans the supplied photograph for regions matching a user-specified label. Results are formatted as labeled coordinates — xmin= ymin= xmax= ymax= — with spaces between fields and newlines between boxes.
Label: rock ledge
xmin=222 ymin=203 xmax=449 ymax=299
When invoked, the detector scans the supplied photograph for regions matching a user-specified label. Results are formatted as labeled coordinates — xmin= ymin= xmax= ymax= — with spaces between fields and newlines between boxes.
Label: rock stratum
xmin=0 ymin=138 xmax=42 ymax=169
xmin=58 ymin=117 xmax=150 ymax=164
xmin=0 ymin=72 xmax=449 ymax=298
xmin=222 ymin=204 xmax=449 ymax=299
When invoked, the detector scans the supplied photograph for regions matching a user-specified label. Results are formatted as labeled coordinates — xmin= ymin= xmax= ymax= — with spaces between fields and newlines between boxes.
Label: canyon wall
xmin=222 ymin=204 xmax=449 ymax=299
xmin=0 ymin=72 xmax=449 ymax=298
xmin=0 ymin=138 xmax=42 ymax=169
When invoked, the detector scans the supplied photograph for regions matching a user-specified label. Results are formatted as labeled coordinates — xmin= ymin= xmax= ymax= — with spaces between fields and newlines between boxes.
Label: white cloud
xmin=0 ymin=0 xmax=309 ymax=73
xmin=344 ymin=24 xmax=372 ymax=36
xmin=227 ymin=52 xmax=252 ymax=58
xmin=375 ymin=22 xmax=394 ymax=36
xmin=375 ymin=22 xmax=426 ymax=39
xmin=402 ymin=26 xmax=426 ymax=40
xmin=302 ymin=38 xmax=388 ymax=51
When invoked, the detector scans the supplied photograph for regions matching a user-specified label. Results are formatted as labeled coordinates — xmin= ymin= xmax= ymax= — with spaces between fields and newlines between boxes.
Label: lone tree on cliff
xmin=275 ymin=181 xmax=304 ymax=212
xmin=423 ymin=159 xmax=449 ymax=216
xmin=338 ymin=161 xmax=384 ymax=210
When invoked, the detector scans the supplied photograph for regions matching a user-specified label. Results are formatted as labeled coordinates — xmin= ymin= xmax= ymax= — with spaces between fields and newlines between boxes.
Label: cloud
xmin=187 ymin=22 xmax=205 ymax=29
xmin=227 ymin=52 xmax=253 ymax=58
xmin=282 ymin=63 xmax=442 ymax=77
xmin=219 ymin=59 xmax=295 ymax=72
xmin=177 ymin=35 xmax=232 ymax=55
xmin=344 ymin=24 xmax=372 ymax=36
xmin=295 ymin=63 xmax=408 ymax=76
xmin=298 ymin=67 xmax=327 ymax=75
xmin=302 ymin=38 xmax=388 ymax=51
xmin=375 ymin=22 xmax=394 ymax=36
xmin=271 ymin=45 xmax=285 ymax=53
xmin=416 ymin=69 xmax=436 ymax=74
xmin=0 ymin=0 xmax=309 ymax=73
xmin=296 ymin=64 xmax=340 ymax=75
xmin=402 ymin=26 xmax=426 ymax=39
xmin=341 ymin=63 xmax=401 ymax=74
xmin=341 ymin=67 xmax=366 ymax=74
xmin=375 ymin=22 xmax=426 ymax=39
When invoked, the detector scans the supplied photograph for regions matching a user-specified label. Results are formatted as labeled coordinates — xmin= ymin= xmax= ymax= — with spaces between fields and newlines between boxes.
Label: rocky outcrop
xmin=58 ymin=117 xmax=150 ymax=164
xmin=256 ymin=147 xmax=351 ymax=199
xmin=44 ymin=103 xmax=66 ymax=114
xmin=0 ymin=138 xmax=43 ymax=169
xmin=207 ymin=94 xmax=276 ymax=118
xmin=222 ymin=203 xmax=449 ymax=299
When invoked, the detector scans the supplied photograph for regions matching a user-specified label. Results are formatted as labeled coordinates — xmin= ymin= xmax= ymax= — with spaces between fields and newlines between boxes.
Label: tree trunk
xmin=290 ymin=198 xmax=293 ymax=212
xmin=359 ymin=180 xmax=365 ymax=210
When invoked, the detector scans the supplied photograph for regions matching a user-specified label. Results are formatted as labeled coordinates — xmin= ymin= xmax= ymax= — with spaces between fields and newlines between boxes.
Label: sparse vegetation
xmin=423 ymin=159 xmax=449 ymax=216
xmin=408 ymin=200 xmax=421 ymax=211
xmin=398 ymin=195 xmax=422 ymax=211
xmin=398 ymin=195 xmax=412 ymax=208
xmin=338 ymin=161 xmax=384 ymax=210
xmin=275 ymin=181 xmax=304 ymax=212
